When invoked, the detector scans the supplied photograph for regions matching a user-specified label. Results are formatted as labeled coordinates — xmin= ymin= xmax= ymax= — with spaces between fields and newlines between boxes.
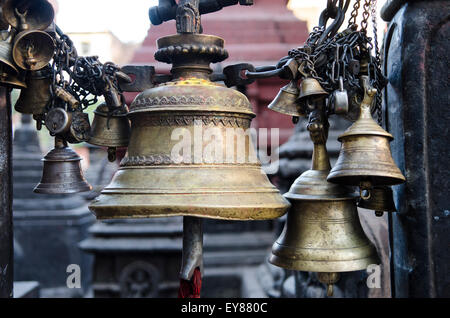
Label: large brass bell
xmin=15 ymin=65 xmax=52 ymax=114
xmin=88 ymin=103 xmax=131 ymax=162
xmin=270 ymin=113 xmax=379 ymax=296
xmin=89 ymin=33 xmax=290 ymax=220
xmin=358 ymin=185 xmax=397 ymax=217
xmin=267 ymin=80 xmax=305 ymax=117
xmin=12 ymin=29 xmax=55 ymax=70
xmin=3 ymin=0 xmax=54 ymax=31
xmin=298 ymin=77 xmax=328 ymax=102
xmin=327 ymin=76 xmax=405 ymax=194
xmin=34 ymin=137 xmax=92 ymax=194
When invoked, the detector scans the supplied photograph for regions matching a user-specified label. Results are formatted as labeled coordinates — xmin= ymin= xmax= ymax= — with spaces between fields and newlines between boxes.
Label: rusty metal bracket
xmin=118 ymin=65 xmax=172 ymax=92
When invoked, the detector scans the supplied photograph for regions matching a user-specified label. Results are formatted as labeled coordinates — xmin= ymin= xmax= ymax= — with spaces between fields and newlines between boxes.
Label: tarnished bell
xmin=88 ymin=103 xmax=131 ymax=148
xmin=13 ymin=30 xmax=55 ymax=70
xmin=0 ymin=70 xmax=26 ymax=88
xmin=327 ymin=76 xmax=405 ymax=188
xmin=268 ymin=80 xmax=304 ymax=117
xmin=15 ymin=65 xmax=52 ymax=114
xmin=270 ymin=142 xmax=379 ymax=275
xmin=89 ymin=33 xmax=290 ymax=220
xmin=34 ymin=138 xmax=92 ymax=194
xmin=298 ymin=77 xmax=328 ymax=101
xmin=3 ymin=0 xmax=54 ymax=31
xmin=0 ymin=31 xmax=19 ymax=77
xmin=358 ymin=186 xmax=397 ymax=217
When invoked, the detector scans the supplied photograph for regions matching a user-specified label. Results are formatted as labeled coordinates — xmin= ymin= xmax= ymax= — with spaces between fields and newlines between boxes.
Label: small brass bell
xmin=15 ymin=65 xmax=52 ymax=114
xmin=88 ymin=103 xmax=131 ymax=162
xmin=12 ymin=30 xmax=55 ymax=70
xmin=0 ymin=70 xmax=26 ymax=88
xmin=270 ymin=114 xmax=379 ymax=296
xmin=298 ymin=77 xmax=328 ymax=102
xmin=327 ymin=76 xmax=405 ymax=193
xmin=34 ymin=137 xmax=92 ymax=194
xmin=3 ymin=0 xmax=55 ymax=31
xmin=0 ymin=31 xmax=19 ymax=77
xmin=267 ymin=80 xmax=305 ymax=117
xmin=89 ymin=103 xmax=130 ymax=147
xmin=358 ymin=185 xmax=397 ymax=217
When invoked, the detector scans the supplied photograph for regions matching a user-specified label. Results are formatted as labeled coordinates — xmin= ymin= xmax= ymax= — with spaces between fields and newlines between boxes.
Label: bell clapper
xmin=179 ymin=216 xmax=204 ymax=298
xmin=317 ymin=272 xmax=340 ymax=297
xmin=107 ymin=147 xmax=116 ymax=162
xmin=359 ymin=181 xmax=372 ymax=200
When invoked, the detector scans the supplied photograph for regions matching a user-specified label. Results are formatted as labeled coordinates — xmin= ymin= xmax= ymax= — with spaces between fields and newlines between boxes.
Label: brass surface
xmin=89 ymin=33 xmax=289 ymax=220
xmin=327 ymin=76 xmax=405 ymax=187
xmin=0 ymin=70 xmax=26 ymax=88
xmin=34 ymin=138 xmax=92 ymax=194
xmin=298 ymin=77 xmax=328 ymax=101
xmin=268 ymin=80 xmax=304 ymax=117
xmin=0 ymin=32 xmax=18 ymax=77
xmin=15 ymin=66 xmax=51 ymax=114
xmin=3 ymin=0 xmax=54 ymax=31
xmin=88 ymin=103 xmax=131 ymax=148
xmin=358 ymin=185 xmax=397 ymax=213
xmin=270 ymin=128 xmax=379 ymax=273
xmin=13 ymin=30 xmax=54 ymax=71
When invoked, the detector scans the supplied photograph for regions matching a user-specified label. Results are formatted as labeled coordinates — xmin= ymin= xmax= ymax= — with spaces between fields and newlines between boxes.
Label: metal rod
xmin=0 ymin=86 xmax=13 ymax=298
xmin=179 ymin=216 xmax=203 ymax=281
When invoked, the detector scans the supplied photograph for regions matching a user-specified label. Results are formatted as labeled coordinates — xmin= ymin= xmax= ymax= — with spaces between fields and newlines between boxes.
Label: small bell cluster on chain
xmin=261 ymin=0 xmax=406 ymax=296
xmin=0 ymin=0 xmax=133 ymax=194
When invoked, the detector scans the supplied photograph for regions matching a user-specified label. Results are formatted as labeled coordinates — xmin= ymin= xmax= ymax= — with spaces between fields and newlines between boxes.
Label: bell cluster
xmin=0 ymin=0 xmax=406 ymax=297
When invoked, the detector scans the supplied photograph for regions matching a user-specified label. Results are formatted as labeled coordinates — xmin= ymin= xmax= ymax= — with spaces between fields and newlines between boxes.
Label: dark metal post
xmin=0 ymin=86 xmax=13 ymax=298
xmin=383 ymin=0 xmax=450 ymax=297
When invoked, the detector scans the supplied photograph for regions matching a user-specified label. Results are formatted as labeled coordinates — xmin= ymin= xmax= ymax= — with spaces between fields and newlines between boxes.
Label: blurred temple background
xmin=12 ymin=0 xmax=391 ymax=298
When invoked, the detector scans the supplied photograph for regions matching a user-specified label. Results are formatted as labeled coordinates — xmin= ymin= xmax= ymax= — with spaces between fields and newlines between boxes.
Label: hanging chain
xmin=371 ymin=0 xmax=383 ymax=125
xmin=360 ymin=0 xmax=372 ymax=33
xmin=348 ymin=0 xmax=361 ymax=28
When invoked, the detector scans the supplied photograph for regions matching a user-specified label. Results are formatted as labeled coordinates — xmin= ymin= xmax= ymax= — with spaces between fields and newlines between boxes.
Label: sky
xmin=56 ymin=0 xmax=157 ymax=43
xmin=55 ymin=0 xmax=388 ymax=44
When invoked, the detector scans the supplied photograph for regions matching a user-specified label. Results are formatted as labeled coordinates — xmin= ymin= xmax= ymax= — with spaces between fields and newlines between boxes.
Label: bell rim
xmin=268 ymin=252 xmax=380 ymax=272
xmin=33 ymin=182 xmax=92 ymax=194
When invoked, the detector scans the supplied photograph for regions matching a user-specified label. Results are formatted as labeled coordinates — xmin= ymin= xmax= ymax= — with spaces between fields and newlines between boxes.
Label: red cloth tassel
xmin=178 ymin=267 xmax=202 ymax=298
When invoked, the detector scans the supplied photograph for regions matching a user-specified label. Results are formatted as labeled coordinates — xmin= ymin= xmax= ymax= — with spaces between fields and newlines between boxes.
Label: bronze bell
xmin=15 ymin=65 xmax=52 ymax=114
xmin=3 ymin=0 xmax=55 ymax=31
xmin=0 ymin=31 xmax=19 ymax=77
xmin=358 ymin=185 xmax=397 ymax=217
xmin=270 ymin=118 xmax=379 ymax=296
xmin=0 ymin=69 xmax=26 ymax=88
xmin=298 ymin=77 xmax=328 ymax=102
xmin=34 ymin=137 xmax=92 ymax=194
xmin=88 ymin=103 xmax=131 ymax=162
xmin=13 ymin=29 xmax=55 ymax=70
xmin=327 ymin=76 xmax=405 ymax=193
xmin=89 ymin=33 xmax=290 ymax=220
xmin=268 ymin=80 xmax=305 ymax=117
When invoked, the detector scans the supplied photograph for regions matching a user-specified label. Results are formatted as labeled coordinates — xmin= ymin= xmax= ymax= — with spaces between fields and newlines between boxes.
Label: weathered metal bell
xmin=270 ymin=125 xmax=379 ymax=296
xmin=34 ymin=138 xmax=92 ymax=194
xmin=268 ymin=80 xmax=305 ymax=117
xmin=3 ymin=0 xmax=54 ymax=31
xmin=298 ymin=77 xmax=328 ymax=102
xmin=327 ymin=76 xmax=405 ymax=190
xmin=89 ymin=33 xmax=290 ymax=220
xmin=13 ymin=29 xmax=55 ymax=70
xmin=88 ymin=103 xmax=131 ymax=148
xmin=15 ymin=65 xmax=51 ymax=114
xmin=358 ymin=185 xmax=397 ymax=217
xmin=0 ymin=31 xmax=19 ymax=77
xmin=0 ymin=70 xmax=26 ymax=88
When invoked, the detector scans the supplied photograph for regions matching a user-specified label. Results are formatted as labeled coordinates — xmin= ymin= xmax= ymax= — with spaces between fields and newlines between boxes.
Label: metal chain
xmin=348 ymin=0 xmax=361 ymax=28
xmin=360 ymin=0 xmax=372 ymax=33
xmin=371 ymin=0 xmax=383 ymax=125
